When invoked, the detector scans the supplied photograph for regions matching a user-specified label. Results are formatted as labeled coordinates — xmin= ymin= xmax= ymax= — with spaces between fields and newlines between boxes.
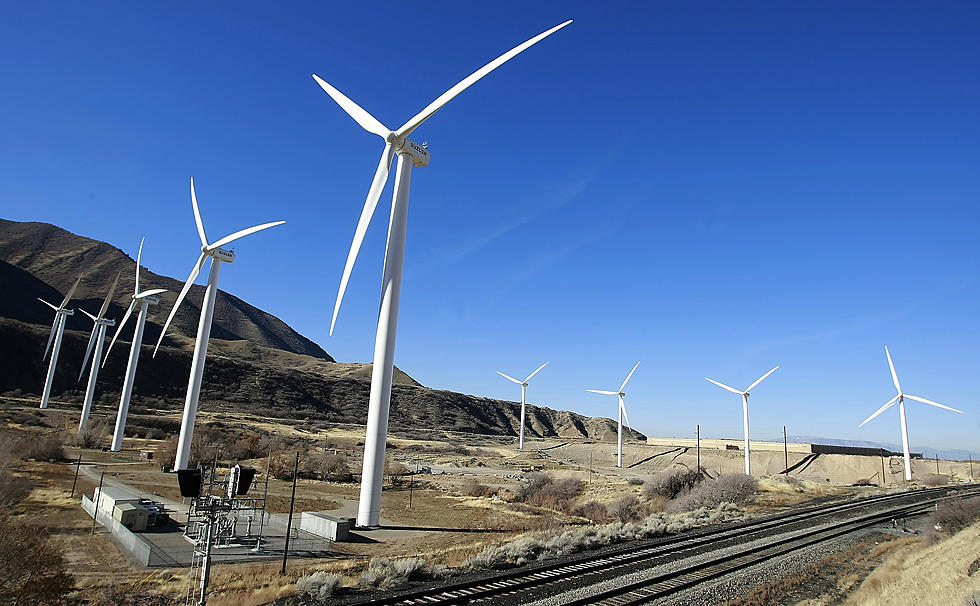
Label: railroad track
xmin=353 ymin=484 xmax=978 ymax=606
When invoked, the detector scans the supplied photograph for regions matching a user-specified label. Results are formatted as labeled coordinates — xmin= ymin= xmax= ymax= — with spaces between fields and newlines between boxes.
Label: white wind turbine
xmin=103 ymin=239 xmax=166 ymax=452
xmin=37 ymin=275 xmax=82 ymax=409
xmin=497 ymin=362 xmax=549 ymax=450
xmin=153 ymin=178 xmax=284 ymax=471
xmin=859 ymin=346 xmax=964 ymax=482
xmin=76 ymin=272 xmax=120 ymax=432
xmin=313 ymin=20 xmax=572 ymax=528
xmin=588 ymin=361 xmax=640 ymax=468
xmin=705 ymin=366 xmax=779 ymax=475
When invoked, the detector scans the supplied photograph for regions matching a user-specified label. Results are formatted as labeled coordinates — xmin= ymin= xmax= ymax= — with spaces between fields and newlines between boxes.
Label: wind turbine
xmin=153 ymin=178 xmax=284 ymax=471
xmin=76 ymin=272 xmax=120 ymax=432
xmin=37 ymin=275 xmax=82 ymax=409
xmin=313 ymin=20 xmax=572 ymax=528
xmin=859 ymin=346 xmax=964 ymax=482
xmin=704 ymin=366 xmax=779 ymax=475
xmin=587 ymin=361 xmax=640 ymax=468
xmin=497 ymin=362 xmax=549 ymax=450
xmin=103 ymin=239 xmax=166 ymax=452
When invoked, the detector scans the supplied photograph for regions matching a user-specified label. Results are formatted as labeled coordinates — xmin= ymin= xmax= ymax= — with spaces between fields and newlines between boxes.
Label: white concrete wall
xmin=645 ymin=436 xmax=812 ymax=454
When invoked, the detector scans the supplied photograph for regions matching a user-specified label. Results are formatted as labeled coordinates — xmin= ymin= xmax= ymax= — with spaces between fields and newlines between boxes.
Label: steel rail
xmin=351 ymin=485 xmax=977 ymax=606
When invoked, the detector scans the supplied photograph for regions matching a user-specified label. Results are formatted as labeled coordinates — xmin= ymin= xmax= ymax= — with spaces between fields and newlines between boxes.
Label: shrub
xmin=316 ymin=453 xmax=352 ymax=482
xmin=296 ymin=571 xmax=342 ymax=601
xmin=466 ymin=504 xmax=745 ymax=570
xmin=0 ymin=513 xmax=74 ymax=603
xmin=514 ymin=474 xmax=584 ymax=513
xmin=607 ymin=495 xmax=642 ymax=522
xmin=643 ymin=468 xmax=702 ymax=499
xmin=462 ymin=479 xmax=495 ymax=497
xmin=23 ymin=435 xmax=66 ymax=462
xmin=68 ymin=420 xmax=109 ymax=449
xmin=930 ymin=496 xmax=980 ymax=536
xmin=0 ymin=473 xmax=32 ymax=509
xmin=919 ymin=473 xmax=948 ymax=487
xmin=572 ymin=500 xmax=610 ymax=523
xmin=667 ymin=473 xmax=757 ymax=512
xmin=358 ymin=557 xmax=435 ymax=589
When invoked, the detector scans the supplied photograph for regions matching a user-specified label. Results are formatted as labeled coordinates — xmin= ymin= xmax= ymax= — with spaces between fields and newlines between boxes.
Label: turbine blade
xmin=329 ymin=142 xmax=396 ymax=336
xmin=496 ymin=371 xmax=523 ymax=385
xmin=884 ymin=346 xmax=902 ymax=394
xmin=42 ymin=314 xmax=59 ymax=361
xmin=135 ymin=288 xmax=167 ymax=299
xmin=744 ymin=365 xmax=779 ymax=393
xmin=620 ymin=400 xmax=632 ymax=431
xmin=97 ymin=272 xmax=121 ymax=319
xmin=206 ymin=220 xmax=285 ymax=252
xmin=154 ymin=252 xmax=207 ymax=357
xmin=587 ymin=389 xmax=618 ymax=395
xmin=104 ymin=300 xmax=136 ymax=367
xmin=312 ymin=74 xmax=390 ymax=138
xmin=619 ymin=360 xmax=641 ymax=393
xmin=190 ymin=177 xmax=209 ymax=247
xmin=59 ymin=275 xmax=82 ymax=309
xmin=78 ymin=325 xmax=99 ymax=381
xmin=705 ymin=377 xmax=743 ymax=395
xmin=395 ymin=20 xmax=573 ymax=139
xmin=79 ymin=308 xmax=98 ymax=322
xmin=523 ymin=362 xmax=550 ymax=383
xmin=858 ymin=394 xmax=900 ymax=427
xmin=135 ymin=238 xmax=144 ymax=295
xmin=37 ymin=298 xmax=59 ymax=312
xmin=905 ymin=394 xmax=966 ymax=415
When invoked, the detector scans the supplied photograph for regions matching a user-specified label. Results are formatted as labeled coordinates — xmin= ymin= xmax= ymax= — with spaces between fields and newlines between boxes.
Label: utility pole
xmin=280 ymin=452 xmax=299 ymax=575
xmin=970 ymin=453 xmax=974 ymax=481
xmin=91 ymin=471 xmax=105 ymax=534
xmin=696 ymin=425 xmax=700 ymax=474
xmin=782 ymin=426 xmax=788 ymax=474
xmin=70 ymin=453 xmax=82 ymax=498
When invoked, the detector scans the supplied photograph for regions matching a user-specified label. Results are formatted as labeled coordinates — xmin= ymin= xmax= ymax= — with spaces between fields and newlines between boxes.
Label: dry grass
xmin=843 ymin=520 xmax=980 ymax=605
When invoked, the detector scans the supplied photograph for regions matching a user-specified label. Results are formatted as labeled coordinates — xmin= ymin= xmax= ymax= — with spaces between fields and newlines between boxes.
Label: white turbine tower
xmin=705 ymin=366 xmax=779 ymax=475
xmin=37 ymin=275 xmax=82 ymax=409
xmin=497 ymin=362 xmax=549 ymax=450
xmin=314 ymin=20 xmax=572 ymax=528
xmin=76 ymin=272 xmax=120 ymax=432
xmin=103 ymin=239 xmax=166 ymax=452
xmin=587 ymin=361 xmax=640 ymax=468
xmin=859 ymin=346 xmax=964 ymax=482
xmin=153 ymin=178 xmax=284 ymax=471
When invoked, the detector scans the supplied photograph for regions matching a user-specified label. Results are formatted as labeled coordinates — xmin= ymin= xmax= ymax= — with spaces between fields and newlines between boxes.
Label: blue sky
xmin=2 ymin=2 xmax=978 ymax=452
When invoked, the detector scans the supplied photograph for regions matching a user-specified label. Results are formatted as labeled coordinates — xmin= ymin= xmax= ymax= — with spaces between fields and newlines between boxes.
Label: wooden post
xmin=696 ymin=425 xmax=700 ymax=474
xmin=70 ymin=453 xmax=82 ymax=498
xmin=881 ymin=450 xmax=886 ymax=485
xmin=280 ymin=452 xmax=299 ymax=575
xmin=936 ymin=454 xmax=940 ymax=476
xmin=782 ymin=426 xmax=788 ymax=474
xmin=91 ymin=471 xmax=105 ymax=535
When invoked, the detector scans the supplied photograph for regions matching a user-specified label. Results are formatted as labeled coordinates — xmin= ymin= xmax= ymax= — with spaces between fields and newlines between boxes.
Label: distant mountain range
xmin=776 ymin=435 xmax=975 ymax=462
xmin=0 ymin=218 xmax=644 ymax=442
xmin=0 ymin=219 xmax=332 ymax=360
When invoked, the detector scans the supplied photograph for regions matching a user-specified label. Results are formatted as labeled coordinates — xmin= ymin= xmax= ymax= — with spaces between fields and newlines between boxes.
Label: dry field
xmin=1 ymin=400 xmax=975 ymax=605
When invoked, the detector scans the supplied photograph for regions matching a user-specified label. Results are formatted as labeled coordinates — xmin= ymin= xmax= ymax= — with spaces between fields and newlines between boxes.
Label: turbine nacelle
xmin=393 ymin=137 xmax=431 ymax=167
xmin=206 ymin=247 xmax=236 ymax=263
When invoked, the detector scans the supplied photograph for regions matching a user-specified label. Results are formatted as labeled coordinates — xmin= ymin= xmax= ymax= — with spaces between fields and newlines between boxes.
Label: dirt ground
xmin=1 ymin=401 xmax=974 ymax=605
